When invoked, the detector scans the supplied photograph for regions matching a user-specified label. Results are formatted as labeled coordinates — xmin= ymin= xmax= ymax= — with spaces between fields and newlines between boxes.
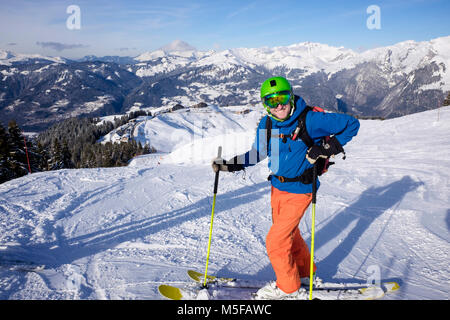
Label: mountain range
xmin=1 ymin=36 xmax=449 ymax=131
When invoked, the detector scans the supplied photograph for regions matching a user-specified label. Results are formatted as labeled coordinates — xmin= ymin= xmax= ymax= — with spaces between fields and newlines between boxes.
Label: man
xmin=212 ymin=76 xmax=360 ymax=299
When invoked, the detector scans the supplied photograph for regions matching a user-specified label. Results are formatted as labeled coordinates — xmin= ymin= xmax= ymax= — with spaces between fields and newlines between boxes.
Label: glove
xmin=211 ymin=157 xmax=229 ymax=173
xmin=211 ymin=156 xmax=245 ymax=173
xmin=306 ymin=136 xmax=344 ymax=164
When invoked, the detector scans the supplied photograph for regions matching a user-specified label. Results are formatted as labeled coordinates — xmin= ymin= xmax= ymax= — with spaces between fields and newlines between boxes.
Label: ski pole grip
xmin=213 ymin=146 xmax=222 ymax=194
xmin=217 ymin=146 xmax=222 ymax=159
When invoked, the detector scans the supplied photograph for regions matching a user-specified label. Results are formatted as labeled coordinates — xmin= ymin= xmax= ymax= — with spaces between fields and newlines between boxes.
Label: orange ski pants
xmin=266 ymin=186 xmax=317 ymax=294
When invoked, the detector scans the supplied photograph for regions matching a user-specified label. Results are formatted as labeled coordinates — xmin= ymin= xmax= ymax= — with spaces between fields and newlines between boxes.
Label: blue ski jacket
xmin=238 ymin=95 xmax=360 ymax=194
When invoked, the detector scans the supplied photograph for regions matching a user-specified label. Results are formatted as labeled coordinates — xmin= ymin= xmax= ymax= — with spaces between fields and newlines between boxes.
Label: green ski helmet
xmin=260 ymin=76 xmax=295 ymax=121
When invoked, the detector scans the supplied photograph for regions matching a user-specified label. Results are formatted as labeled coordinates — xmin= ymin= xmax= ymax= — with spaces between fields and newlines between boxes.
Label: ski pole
xmin=203 ymin=146 xmax=222 ymax=288
xmin=309 ymin=162 xmax=317 ymax=300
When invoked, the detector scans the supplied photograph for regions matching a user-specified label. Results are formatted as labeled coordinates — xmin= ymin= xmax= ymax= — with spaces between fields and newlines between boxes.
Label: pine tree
xmin=48 ymin=139 xmax=63 ymax=170
xmin=7 ymin=120 xmax=28 ymax=177
xmin=0 ymin=124 xmax=8 ymax=164
xmin=443 ymin=92 xmax=450 ymax=106
xmin=36 ymin=141 xmax=49 ymax=171
xmin=137 ymin=141 xmax=143 ymax=156
xmin=0 ymin=124 xmax=14 ymax=184
xmin=102 ymin=143 xmax=114 ymax=167
xmin=61 ymin=140 xmax=74 ymax=168
xmin=143 ymin=143 xmax=151 ymax=155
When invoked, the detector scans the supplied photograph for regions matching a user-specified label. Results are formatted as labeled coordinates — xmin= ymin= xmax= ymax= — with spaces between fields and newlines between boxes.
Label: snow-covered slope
xmin=0 ymin=106 xmax=449 ymax=300
xmin=0 ymin=49 xmax=66 ymax=66
xmin=100 ymin=105 xmax=263 ymax=158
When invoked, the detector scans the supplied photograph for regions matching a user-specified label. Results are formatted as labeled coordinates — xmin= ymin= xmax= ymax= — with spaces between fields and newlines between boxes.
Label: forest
xmin=0 ymin=112 xmax=154 ymax=184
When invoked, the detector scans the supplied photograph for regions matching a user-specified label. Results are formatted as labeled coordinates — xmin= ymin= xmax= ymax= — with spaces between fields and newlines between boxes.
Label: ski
xmin=159 ymin=284 xmax=188 ymax=300
xmin=187 ymin=269 xmax=233 ymax=284
xmin=186 ymin=269 xmax=400 ymax=294
xmin=187 ymin=269 xmax=266 ymax=289
xmin=158 ymin=282 xmax=388 ymax=300
xmin=157 ymin=270 xmax=400 ymax=300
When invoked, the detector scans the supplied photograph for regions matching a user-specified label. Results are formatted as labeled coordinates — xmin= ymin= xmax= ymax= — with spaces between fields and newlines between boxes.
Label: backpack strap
xmin=265 ymin=104 xmax=316 ymax=150
xmin=292 ymin=105 xmax=314 ymax=148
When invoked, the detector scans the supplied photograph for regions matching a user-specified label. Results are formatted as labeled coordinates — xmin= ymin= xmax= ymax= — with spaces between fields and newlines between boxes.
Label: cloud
xmin=118 ymin=47 xmax=137 ymax=52
xmin=159 ymin=40 xmax=196 ymax=52
xmin=36 ymin=41 xmax=89 ymax=52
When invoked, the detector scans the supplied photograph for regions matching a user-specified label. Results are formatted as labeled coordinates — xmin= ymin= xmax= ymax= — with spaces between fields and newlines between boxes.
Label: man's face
xmin=270 ymin=102 xmax=291 ymax=120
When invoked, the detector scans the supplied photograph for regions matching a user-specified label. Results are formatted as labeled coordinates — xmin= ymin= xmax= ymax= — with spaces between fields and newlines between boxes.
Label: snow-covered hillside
xmin=134 ymin=36 xmax=450 ymax=91
xmin=127 ymin=36 xmax=450 ymax=120
xmin=0 ymin=105 xmax=449 ymax=300
xmin=0 ymin=49 xmax=66 ymax=66
xmin=100 ymin=105 xmax=263 ymax=159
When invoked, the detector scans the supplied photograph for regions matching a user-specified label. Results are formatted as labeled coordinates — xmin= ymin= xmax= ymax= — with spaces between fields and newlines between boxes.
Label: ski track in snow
xmin=0 ymin=106 xmax=449 ymax=300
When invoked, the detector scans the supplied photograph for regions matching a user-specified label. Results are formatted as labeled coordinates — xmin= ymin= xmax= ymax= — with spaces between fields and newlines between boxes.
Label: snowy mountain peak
xmin=0 ymin=49 xmax=66 ymax=65
xmin=134 ymin=41 xmax=201 ymax=62
xmin=159 ymin=39 xmax=197 ymax=52
xmin=134 ymin=50 xmax=167 ymax=61
xmin=0 ymin=49 xmax=14 ymax=60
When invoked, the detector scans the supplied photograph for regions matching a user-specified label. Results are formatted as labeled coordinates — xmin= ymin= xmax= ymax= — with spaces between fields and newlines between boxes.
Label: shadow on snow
xmin=218 ymin=175 xmax=422 ymax=287
xmin=2 ymin=175 xmax=422 ymax=293
xmin=2 ymin=181 xmax=269 ymax=270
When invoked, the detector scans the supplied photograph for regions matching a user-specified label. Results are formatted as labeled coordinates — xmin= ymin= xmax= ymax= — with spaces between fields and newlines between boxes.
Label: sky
xmin=1 ymin=0 xmax=449 ymax=59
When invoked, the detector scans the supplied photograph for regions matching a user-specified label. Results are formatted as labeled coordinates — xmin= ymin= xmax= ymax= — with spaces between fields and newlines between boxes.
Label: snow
xmin=69 ymin=95 xmax=115 ymax=117
xmin=55 ymin=70 xmax=71 ymax=83
xmin=231 ymin=42 xmax=357 ymax=75
xmin=1 ymin=69 xmax=17 ymax=76
xmin=353 ymin=36 xmax=450 ymax=92
xmin=5 ymin=99 xmax=24 ymax=111
xmin=0 ymin=49 xmax=13 ymax=60
xmin=100 ymin=105 xmax=263 ymax=156
xmin=135 ymin=54 xmax=197 ymax=77
xmin=130 ymin=36 xmax=450 ymax=96
xmin=0 ymin=105 xmax=449 ymax=300
xmin=158 ymin=40 xmax=197 ymax=53
xmin=0 ymin=50 xmax=65 ymax=66
xmin=50 ymin=99 xmax=70 ymax=113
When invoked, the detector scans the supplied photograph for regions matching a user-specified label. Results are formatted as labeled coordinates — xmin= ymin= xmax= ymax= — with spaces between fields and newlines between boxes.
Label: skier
xmin=211 ymin=76 xmax=360 ymax=299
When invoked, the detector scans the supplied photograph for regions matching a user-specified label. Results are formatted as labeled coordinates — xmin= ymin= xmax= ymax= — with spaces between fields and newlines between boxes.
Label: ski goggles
xmin=263 ymin=91 xmax=292 ymax=108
